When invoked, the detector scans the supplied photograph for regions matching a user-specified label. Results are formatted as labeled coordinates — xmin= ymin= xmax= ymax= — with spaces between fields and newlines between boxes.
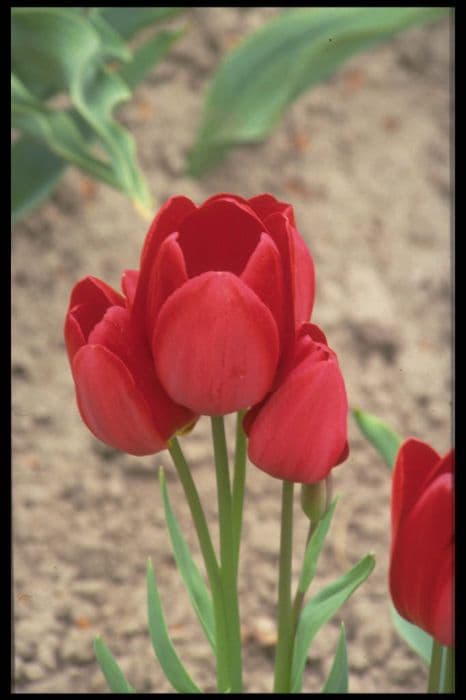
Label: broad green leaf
xmin=390 ymin=603 xmax=433 ymax=665
xmin=187 ymin=6 xmax=449 ymax=176
xmin=298 ymin=497 xmax=339 ymax=595
xmin=11 ymin=137 xmax=66 ymax=224
xmin=159 ymin=468 xmax=216 ymax=652
xmin=94 ymin=635 xmax=135 ymax=693
xmin=352 ymin=408 xmax=402 ymax=469
xmin=291 ymin=554 xmax=375 ymax=693
xmin=146 ymin=559 xmax=202 ymax=693
xmin=322 ymin=623 xmax=348 ymax=693
xmin=12 ymin=75 xmax=120 ymax=189
xmin=97 ymin=7 xmax=187 ymax=40
xmin=120 ymin=29 xmax=185 ymax=90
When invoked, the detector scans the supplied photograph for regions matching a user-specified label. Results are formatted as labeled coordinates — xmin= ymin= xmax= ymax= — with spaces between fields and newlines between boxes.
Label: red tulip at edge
xmin=64 ymin=193 xmax=315 ymax=453
xmin=245 ymin=323 xmax=349 ymax=484
xmin=389 ymin=438 xmax=454 ymax=647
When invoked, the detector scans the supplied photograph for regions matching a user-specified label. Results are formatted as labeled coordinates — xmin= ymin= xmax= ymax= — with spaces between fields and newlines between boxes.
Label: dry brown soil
xmin=12 ymin=8 xmax=452 ymax=693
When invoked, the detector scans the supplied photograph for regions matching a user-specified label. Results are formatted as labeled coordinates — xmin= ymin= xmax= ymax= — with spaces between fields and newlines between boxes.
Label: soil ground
xmin=12 ymin=8 xmax=452 ymax=693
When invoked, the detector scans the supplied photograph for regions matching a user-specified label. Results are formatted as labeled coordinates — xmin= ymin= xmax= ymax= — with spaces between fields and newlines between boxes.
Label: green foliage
xmin=298 ymin=497 xmax=339 ymax=596
xmin=291 ymin=554 xmax=375 ymax=693
xmin=11 ymin=7 xmax=186 ymax=223
xmin=352 ymin=407 xmax=402 ymax=469
xmin=187 ymin=6 xmax=449 ymax=176
xmin=322 ymin=623 xmax=348 ymax=693
xmin=93 ymin=636 xmax=135 ymax=693
xmin=159 ymin=468 xmax=216 ymax=652
xmin=146 ymin=558 xmax=202 ymax=693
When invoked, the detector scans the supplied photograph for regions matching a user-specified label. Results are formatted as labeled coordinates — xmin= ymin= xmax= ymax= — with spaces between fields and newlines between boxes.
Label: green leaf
xmin=159 ymin=468 xmax=216 ymax=652
xmin=352 ymin=408 xmax=402 ymax=469
xmin=94 ymin=635 xmax=135 ymax=693
xmin=298 ymin=497 xmax=339 ymax=595
xmin=322 ymin=623 xmax=348 ymax=693
xmin=146 ymin=558 xmax=202 ymax=693
xmin=187 ymin=6 xmax=449 ymax=176
xmin=97 ymin=7 xmax=187 ymax=40
xmin=11 ymin=137 xmax=66 ymax=224
xmin=390 ymin=604 xmax=433 ymax=665
xmin=120 ymin=28 xmax=185 ymax=90
xmin=291 ymin=554 xmax=375 ymax=693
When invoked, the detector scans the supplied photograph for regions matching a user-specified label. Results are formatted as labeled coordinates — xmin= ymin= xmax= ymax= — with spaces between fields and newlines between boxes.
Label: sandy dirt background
xmin=12 ymin=8 xmax=452 ymax=693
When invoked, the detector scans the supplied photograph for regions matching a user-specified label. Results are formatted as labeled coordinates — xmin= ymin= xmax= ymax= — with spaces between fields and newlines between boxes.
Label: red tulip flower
xmin=134 ymin=193 xmax=315 ymax=415
xmin=65 ymin=192 xmax=315 ymax=454
xmin=389 ymin=438 xmax=454 ymax=647
xmin=245 ymin=323 xmax=349 ymax=484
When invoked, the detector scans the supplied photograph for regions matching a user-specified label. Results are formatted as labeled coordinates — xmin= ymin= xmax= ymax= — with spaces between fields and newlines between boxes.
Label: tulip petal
xmin=248 ymin=193 xmax=296 ymax=227
xmin=177 ymin=199 xmax=264 ymax=277
xmin=391 ymin=438 xmax=441 ymax=540
xmin=64 ymin=276 xmax=125 ymax=361
xmin=247 ymin=352 xmax=348 ymax=483
xmin=121 ymin=269 xmax=139 ymax=308
xmin=133 ymin=196 xmax=196 ymax=322
xmin=153 ymin=271 xmax=279 ymax=415
xmin=390 ymin=472 xmax=453 ymax=645
xmin=241 ymin=232 xmax=286 ymax=348
xmin=144 ymin=233 xmax=188 ymax=339
xmin=88 ymin=306 xmax=194 ymax=440
xmin=73 ymin=344 xmax=166 ymax=455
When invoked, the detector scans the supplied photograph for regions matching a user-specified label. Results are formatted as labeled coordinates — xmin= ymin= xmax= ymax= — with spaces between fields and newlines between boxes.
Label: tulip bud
xmin=301 ymin=474 xmax=332 ymax=523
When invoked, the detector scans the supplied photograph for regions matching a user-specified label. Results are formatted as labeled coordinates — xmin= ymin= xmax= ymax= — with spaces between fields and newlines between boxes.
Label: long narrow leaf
xmin=298 ymin=497 xmax=339 ymax=595
xmin=97 ymin=8 xmax=186 ymax=40
xmin=159 ymin=468 xmax=216 ymax=652
xmin=12 ymin=137 xmax=66 ymax=223
xmin=291 ymin=554 xmax=375 ymax=693
xmin=390 ymin=604 xmax=433 ymax=665
xmin=120 ymin=29 xmax=185 ymax=90
xmin=322 ymin=623 xmax=348 ymax=693
xmin=93 ymin=635 xmax=135 ymax=693
xmin=187 ymin=7 xmax=449 ymax=176
xmin=352 ymin=408 xmax=402 ymax=469
xmin=146 ymin=559 xmax=202 ymax=693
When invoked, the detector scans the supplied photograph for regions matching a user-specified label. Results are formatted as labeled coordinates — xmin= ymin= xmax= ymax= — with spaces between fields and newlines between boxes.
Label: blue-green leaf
xmin=322 ymin=623 xmax=348 ymax=693
xmin=159 ymin=468 xmax=216 ymax=652
xmin=12 ymin=137 xmax=66 ymax=224
xmin=94 ymin=635 xmax=135 ymax=693
xmin=390 ymin=603 xmax=433 ymax=665
xmin=146 ymin=558 xmax=202 ymax=693
xmin=352 ymin=408 xmax=402 ymax=469
xmin=291 ymin=554 xmax=375 ymax=693
xmin=120 ymin=29 xmax=185 ymax=90
xmin=187 ymin=7 xmax=449 ymax=177
xmin=97 ymin=8 xmax=187 ymax=40
xmin=298 ymin=497 xmax=339 ymax=596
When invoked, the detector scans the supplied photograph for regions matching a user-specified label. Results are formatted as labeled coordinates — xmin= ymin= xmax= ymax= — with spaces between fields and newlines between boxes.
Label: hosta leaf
xmin=291 ymin=554 xmax=375 ymax=693
xmin=187 ymin=6 xmax=449 ymax=176
xmin=159 ymin=467 xmax=216 ymax=652
xmin=12 ymin=137 xmax=66 ymax=224
xmin=147 ymin=559 xmax=202 ymax=693
xmin=352 ymin=408 xmax=402 ymax=469
xmin=322 ymin=623 xmax=348 ymax=693
xmin=94 ymin=635 xmax=135 ymax=693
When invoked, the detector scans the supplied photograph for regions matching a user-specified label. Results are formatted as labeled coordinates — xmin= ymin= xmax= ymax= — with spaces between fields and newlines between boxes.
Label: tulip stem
xmin=232 ymin=410 xmax=247 ymax=580
xmin=428 ymin=639 xmax=444 ymax=692
xmin=211 ymin=416 xmax=243 ymax=693
xmin=273 ymin=480 xmax=295 ymax=693
xmin=443 ymin=646 xmax=455 ymax=693
xmin=290 ymin=520 xmax=315 ymax=643
xmin=168 ymin=437 xmax=230 ymax=692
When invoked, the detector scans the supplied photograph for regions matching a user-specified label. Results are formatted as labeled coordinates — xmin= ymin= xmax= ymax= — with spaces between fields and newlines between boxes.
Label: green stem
xmin=290 ymin=520 xmax=315 ymax=643
xmin=211 ymin=416 xmax=243 ymax=693
xmin=428 ymin=639 xmax=444 ymax=692
xmin=168 ymin=437 xmax=230 ymax=692
xmin=232 ymin=410 xmax=247 ymax=580
xmin=443 ymin=646 xmax=455 ymax=693
xmin=273 ymin=480 xmax=295 ymax=693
